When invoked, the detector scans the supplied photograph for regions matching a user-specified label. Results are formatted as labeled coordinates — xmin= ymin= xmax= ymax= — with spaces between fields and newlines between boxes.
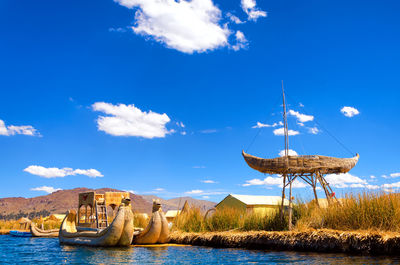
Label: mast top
xmin=281 ymin=81 xmax=289 ymax=157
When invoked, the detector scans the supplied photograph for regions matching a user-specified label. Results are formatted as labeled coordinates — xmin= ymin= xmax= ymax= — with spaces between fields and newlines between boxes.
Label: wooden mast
xmin=281 ymin=81 xmax=293 ymax=230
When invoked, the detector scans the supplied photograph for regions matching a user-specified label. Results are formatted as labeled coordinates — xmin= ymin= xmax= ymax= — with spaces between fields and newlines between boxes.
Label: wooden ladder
xmin=95 ymin=201 xmax=108 ymax=229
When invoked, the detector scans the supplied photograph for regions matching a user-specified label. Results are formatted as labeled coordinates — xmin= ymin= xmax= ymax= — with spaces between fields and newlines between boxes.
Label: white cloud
xmin=109 ymin=27 xmax=127 ymax=33
xmin=226 ymin=12 xmax=243 ymax=24
xmin=176 ymin=122 xmax=185 ymax=128
xmin=252 ymin=121 xmax=282 ymax=128
xmin=202 ymin=195 xmax=210 ymax=199
xmin=201 ymin=180 xmax=216 ymax=184
xmin=24 ymin=165 xmax=103 ymax=178
xmin=231 ymin=30 xmax=248 ymax=51
xmin=92 ymin=102 xmax=173 ymax=139
xmin=365 ymin=184 xmax=380 ymax=190
xmin=184 ymin=189 xmax=225 ymax=196
xmin=185 ymin=189 xmax=204 ymax=194
xmin=325 ymin=173 xmax=367 ymax=188
xmin=278 ymin=149 xmax=298 ymax=157
xmin=370 ymin=175 xmax=376 ymax=179
xmin=115 ymin=0 xmax=231 ymax=54
xmin=193 ymin=165 xmax=206 ymax=169
xmin=0 ymin=119 xmax=40 ymax=136
xmin=273 ymin=128 xmax=299 ymax=136
xmin=181 ymin=131 xmax=187 ymax=135
xmin=308 ymin=127 xmax=319 ymax=135
xmin=241 ymin=0 xmax=266 ymax=21
xmin=31 ymin=186 xmax=61 ymax=194
xmin=242 ymin=175 xmax=307 ymax=188
xmin=341 ymin=106 xmax=360 ymax=118
xmin=390 ymin=173 xmax=400 ymax=178
xmin=200 ymin=129 xmax=217 ymax=134
xmin=288 ymin=110 xmax=314 ymax=123
xmin=382 ymin=182 xmax=400 ymax=189
xmin=154 ymin=188 xmax=165 ymax=192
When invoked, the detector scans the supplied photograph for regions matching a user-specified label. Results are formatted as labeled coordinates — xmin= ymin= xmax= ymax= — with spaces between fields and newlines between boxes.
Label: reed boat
xmin=30 ymin=223 xmax=59 ymax=237
xmin=242 ymin=151 xmax=359 ymax=175
xmin=132 ymin=200 xmax=169 ymax=244
xmin=59 ymin=193 xmax=134 ymax=247
xmin=242 ymin=81 xmax=360 ymax=229
xmin=9 ymin=230 xmax=31 ymax=237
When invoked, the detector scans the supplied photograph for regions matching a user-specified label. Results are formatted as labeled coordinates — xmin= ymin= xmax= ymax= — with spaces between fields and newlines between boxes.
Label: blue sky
xmin=0 ymin=0 xmax=399 ymax=202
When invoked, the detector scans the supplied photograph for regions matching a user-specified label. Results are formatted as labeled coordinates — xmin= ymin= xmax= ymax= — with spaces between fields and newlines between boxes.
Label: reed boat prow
xmin=30 ymin=223 xmax=59 ymax=237
xmin=242 ymin=150 xmax=359 ymax=175
xmin=59 ymin=198 xmax=134 ymax=247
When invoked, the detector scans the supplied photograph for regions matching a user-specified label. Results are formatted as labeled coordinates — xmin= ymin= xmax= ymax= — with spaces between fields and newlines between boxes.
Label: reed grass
xmin=0 ymin=218 xmax=61 ymax=231
xmin=173 ymin=207 xmax=287 ymax=232
xmin=133 ymin=213 xmax=149 ymax=228
xmin=174 ymin=192 xmax=400 ymax=233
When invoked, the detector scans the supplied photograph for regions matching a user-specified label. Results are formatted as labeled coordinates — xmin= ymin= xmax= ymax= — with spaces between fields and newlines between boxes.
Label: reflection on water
xmin=0 ymin=235 xmax=399 ymax=264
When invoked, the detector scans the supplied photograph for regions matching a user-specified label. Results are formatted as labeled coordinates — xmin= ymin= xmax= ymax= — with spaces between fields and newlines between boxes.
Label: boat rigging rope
xmin=245 ymin=94 xmax=282 ymax=152
xmin=285 ymin=92 xmax=356 ymax=157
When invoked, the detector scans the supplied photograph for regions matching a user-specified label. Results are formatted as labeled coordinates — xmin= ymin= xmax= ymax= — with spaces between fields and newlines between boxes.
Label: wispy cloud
xmin=231 ymin=31 xmax=248 ymax=51
xmin=185 ymin=189 xmax=204 ymax=195
xmin=31 ymin=186 xmax=61 ymax=194
xmin=109 ymin=27 xmax=127 ymax=33
xmin=24 ymin=165 xmax=103 ymax=178
xmin=273 ymin=128 xmax=299 ymax=136
xmin=193 ymin=166 xmax=206 ymax=169
xmin=308 ymin=127 xmax=319 ymax=135
xmin=92 ymin=102 xmax=174 ymax=138
xmin=200 ymin=129 xmax=218 ymax=134
xmin=288 ymin=110 xmax=314 ymax=123
xmin=241 ymin=0 xmax=267 ymax=21
xmin=184 ymin=189 xmax=225 ymax=196
xmin=325 ymin=173 xmax=367 ymax=188
xmin=242 ymin=175 xmax=307 ymax=188
xmin=0 ymin=119 xmax=40 ymax=137
xmin=341 ymin=106 xmax=360 ymax=118
xmin=382 ymin=172 xmax=400 ymax=179
xmin=252 ymin=121 xmax=282 ymax=128
xmin=201 ymin=180 xmax=217 ymax=184
xmin=226 ymin=12 xmax=244 ymax=24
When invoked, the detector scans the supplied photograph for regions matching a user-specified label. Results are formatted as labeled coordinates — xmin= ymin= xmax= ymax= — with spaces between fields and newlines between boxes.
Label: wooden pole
xmin=280 ymin=173 xmax=286 ymax=221
xmin=312 ymin=174 xmax=320 ymax=207
xmin=288 ymin=175 xmax=293 ymax=230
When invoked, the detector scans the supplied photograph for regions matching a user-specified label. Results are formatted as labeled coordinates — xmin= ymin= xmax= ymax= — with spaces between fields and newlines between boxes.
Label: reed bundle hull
xmin=59 ymin=203 xmax=134 ymax=247
xmin=242 ymin=150 xmax=359 ymax=175
xmin=30 ymin=224 xmax=59 ymax=237
xmin=132 ymin=201 xmax=169 ymax=244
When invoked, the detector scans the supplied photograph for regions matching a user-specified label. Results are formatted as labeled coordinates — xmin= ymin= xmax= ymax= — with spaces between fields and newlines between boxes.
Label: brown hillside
xmin=140 ymin=195 xmax=216 ymax=212
xmin=0 ymin=187 xmax=152 ymax=219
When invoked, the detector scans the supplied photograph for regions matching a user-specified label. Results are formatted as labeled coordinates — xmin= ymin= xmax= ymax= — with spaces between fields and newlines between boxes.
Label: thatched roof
xmin=18 ymin=217 xmax=31 ymax=224
xmin=242 ymin=151 xmax=359 ymax=175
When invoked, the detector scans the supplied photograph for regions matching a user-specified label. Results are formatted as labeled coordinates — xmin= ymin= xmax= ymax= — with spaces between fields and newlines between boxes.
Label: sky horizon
xmin=1 ymin=0 xmax=399 ymax=203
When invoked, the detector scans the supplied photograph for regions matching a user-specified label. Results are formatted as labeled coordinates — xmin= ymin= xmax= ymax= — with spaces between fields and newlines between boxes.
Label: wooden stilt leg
xmin=288 ymin=175 xmax=293 ymax=231
xmin=280 ymin=174 xmax=286 ymax=221
xmin=312 ymin=174 xmax=319 ymax=207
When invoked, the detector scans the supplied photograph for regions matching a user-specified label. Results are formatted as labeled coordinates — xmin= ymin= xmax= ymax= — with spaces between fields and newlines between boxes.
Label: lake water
xmin=0 ymin=235 xmax=399 ymax=264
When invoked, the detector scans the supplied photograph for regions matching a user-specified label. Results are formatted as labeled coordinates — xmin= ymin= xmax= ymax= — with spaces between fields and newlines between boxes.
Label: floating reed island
xmin=169 ymin=192 xmax=400 ymax=255
xmin=169 ymin=229 xmax=400 ymax=255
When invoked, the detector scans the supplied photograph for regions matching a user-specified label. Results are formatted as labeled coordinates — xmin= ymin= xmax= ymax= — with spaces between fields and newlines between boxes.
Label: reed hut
xmin=216 ymin=194 xmax=289 ymax=216
xmin=165 ymin=210 xmax=181 ymax=223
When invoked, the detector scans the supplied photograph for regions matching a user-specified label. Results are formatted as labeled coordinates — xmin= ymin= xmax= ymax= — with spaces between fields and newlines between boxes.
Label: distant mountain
xmin=140 ymin=195 xmax=216 ymax=212
xmin=0 ymin=188 xmax=217 ymax=220
xmin=0 ymin=187 xmax=152 ymax=220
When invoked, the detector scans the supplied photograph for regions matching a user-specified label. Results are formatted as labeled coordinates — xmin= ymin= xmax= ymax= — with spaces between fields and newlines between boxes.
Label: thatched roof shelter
xmin=18 ymin=217 xmax=31 ymax=224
